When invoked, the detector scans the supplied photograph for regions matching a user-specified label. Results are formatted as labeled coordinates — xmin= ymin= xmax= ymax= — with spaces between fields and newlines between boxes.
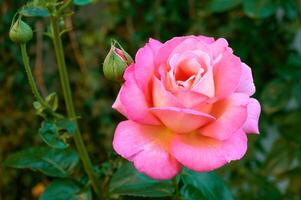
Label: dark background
xmin=1 ymin=0 xmax=301 ymax=199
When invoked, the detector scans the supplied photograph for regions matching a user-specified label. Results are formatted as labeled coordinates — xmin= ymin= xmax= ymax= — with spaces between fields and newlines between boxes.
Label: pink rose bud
xmin=103 ymin=40 xmax=133 ymax=82
xmin=112 ymin=36 xmax=261 ymax=180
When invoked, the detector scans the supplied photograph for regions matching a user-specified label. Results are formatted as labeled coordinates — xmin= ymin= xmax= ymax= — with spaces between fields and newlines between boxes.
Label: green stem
xmin=173 ymin=177 xmax=181 ymax=200
xmin=20 ymin=44 xmax=62 ymax=118
xmin=50 ymin=16 xmax=102 ymax=199
xmin=20 ymin=44 xmax=44 ymax=103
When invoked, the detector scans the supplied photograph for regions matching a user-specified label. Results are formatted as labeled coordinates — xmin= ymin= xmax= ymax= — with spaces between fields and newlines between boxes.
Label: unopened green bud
xmin=9 ymin=19 xmax=33 ymax=44
xmin=103 ymin=43 xmax=133 ymax=82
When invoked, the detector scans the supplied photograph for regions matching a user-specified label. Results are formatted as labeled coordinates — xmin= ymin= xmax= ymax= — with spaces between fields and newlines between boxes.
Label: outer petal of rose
xmin=213 ymin=50 xmax=242 ymax=100
xmin=134 ymin=39 xmax=162 ymax=96
xmin=153 ymin=77 xmax=182 ymax=107
xmin=148 ymin=38 xmax=162 ymax=54
xmin=243 ymin=98 xmax=261 ymax=134
xmin=150 ymin=107 xmax=215 ymax=133
xmin=236 ymin=63 xmax=256 ymax=96
xmin=112 ymin=86 xmax=127 ymax=116
xmin=112 ymin=65 xmax=136 ymax=117
xmin=120 ymin=67 xmax=160 ymax=125
xmin=210 ymin=38 xmax=233 ymax=61
xmin=199 ymin=93 xmax=249 ymax=140
xmin=197 ymin=35 xmax=215 ymax=44
xmin=133 ymin=148 xmax=181 ymax=180
xmin=171 ymin=129 xmax=247 ymax=172
xmin=113 ymin=120 xmax=181 ymax=180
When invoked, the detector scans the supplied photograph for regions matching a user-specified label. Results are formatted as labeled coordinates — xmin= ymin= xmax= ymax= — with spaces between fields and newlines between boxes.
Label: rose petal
xmin=213 ymin=50 xmax=242 ymax=100
xmin=156 ymin=35 xmax=213 ymax=68
xmin=210 ymin=38 xmax=233 ymax=61
xmin=155 ymin=36 xmax=188 ymax=67
xmin=243 ymin=98 xmax=261 ymax=134
xmin=153 ymin=77 xmax=182 ymax=107
xmin=236 ymin=63 xmax=256 ymax=96
xmin=200 ymin=93 xmax=249 ymax=140
xmin=164 ymin=68 xmax=179 ymax=91
xmin=172 ymin=89 xmax=208 ymax=108
xmin=170 ymin=38 xmax=211 ymax=59
xmin=169 ymin=50 xmax=210 ymax=74
xmin=170 ymin=55 xmax=201 ymax=80
xmin=171 ymin=129 xmax=247 ymax=172
xmin=120 ymin=66 xmax=160 ymax=125
xmin=192 ymin=66 xmax=215 ymax=97
xmin=133 ymin=148 xmax=181 ymax=180
xmin=113 ymin=120 xmax=181 ymax=180
xmin=148 ymin=38 xmax=162 ymax=54
xmin=112 ymin=86 xmax=127 ymax=116
xmin=150 ymin=107 xmax=215 ymax=133
xmin=134 ymin=39 xmax=162 ymax=98
xmin=197 ymin=35 xmax=215 ymax=44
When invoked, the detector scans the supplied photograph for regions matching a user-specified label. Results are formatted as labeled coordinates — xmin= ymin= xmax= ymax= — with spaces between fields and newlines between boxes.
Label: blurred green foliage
xmin=1 ymin=0 xmax=301 ymax=199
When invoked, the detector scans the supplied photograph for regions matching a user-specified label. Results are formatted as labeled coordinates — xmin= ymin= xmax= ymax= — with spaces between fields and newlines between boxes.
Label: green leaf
xmin=39 ymin=121 xmax=69 ymax=149
xmin=56 ymin=119 xmax=77 ymax=136
xmin=207 ymin=0 xmax=242 ymax=13
xmin=39 ymin=119 xmax=76 ymax=149
xmin=261 ymin=79 xmax=291 ymax=114
xmin=40 ymin=179 xmax=92 ymax=200
xmin=180 ymin=168 xmax=233 ymax=200
xmin=19 ymin=7 xmax=50 ymax=17
xmin=109 ymin=162 xmax=174 ymax=197
xmin=243 ymin=0 xmax=277 ymax=18
xmin=180 ymin=184 xmax=207 ymax=200
xmin=73 ymin=0 xmax=93 ymax=6
xmin=3 ymin=147 xmax=79 ymax=178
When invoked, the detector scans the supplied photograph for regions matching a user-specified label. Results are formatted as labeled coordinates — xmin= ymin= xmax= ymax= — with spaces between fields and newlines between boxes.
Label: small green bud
xmin=9 ymin=19 xmax=33 ymax=44
xmin=103 ymin=42 xmax=133 ymax=82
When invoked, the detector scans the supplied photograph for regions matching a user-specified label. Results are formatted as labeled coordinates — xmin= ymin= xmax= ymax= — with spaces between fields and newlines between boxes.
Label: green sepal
xmin=9 ymin=19 xmax=33 ymax=44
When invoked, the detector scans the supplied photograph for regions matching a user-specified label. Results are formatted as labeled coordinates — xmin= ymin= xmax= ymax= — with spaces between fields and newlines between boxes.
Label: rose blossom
xmin=112 ymin=35 xmax=261 ymax=180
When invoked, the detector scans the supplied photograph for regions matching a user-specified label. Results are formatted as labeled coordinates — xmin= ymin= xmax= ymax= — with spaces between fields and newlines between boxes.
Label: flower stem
xmin=50 ymin=16 xmax=102 ymax=199
xmin=20 ymin=44 xmax=62 ymax=118
xmin=20 ymin=44 xmax=44 ymax=104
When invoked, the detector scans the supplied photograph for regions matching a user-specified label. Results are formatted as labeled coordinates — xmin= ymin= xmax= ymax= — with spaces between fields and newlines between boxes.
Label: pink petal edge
xmin=113 ymin=120 xmax=181 ymax=180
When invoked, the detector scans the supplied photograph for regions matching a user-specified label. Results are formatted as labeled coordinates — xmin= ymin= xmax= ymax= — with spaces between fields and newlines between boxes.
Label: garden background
xmin=1 ymin=0 xmax=301 ymax=199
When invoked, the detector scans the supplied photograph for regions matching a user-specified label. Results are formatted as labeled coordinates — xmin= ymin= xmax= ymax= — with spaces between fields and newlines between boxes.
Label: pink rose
xmin=112 ymin=36 xmax=261 ymax=180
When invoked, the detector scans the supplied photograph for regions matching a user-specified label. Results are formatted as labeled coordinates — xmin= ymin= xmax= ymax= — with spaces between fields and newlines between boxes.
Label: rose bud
xmin=9 ymin=19 xmax=33 ymax=44
xmin=103 ymin=41 xmax=133 ymax=82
